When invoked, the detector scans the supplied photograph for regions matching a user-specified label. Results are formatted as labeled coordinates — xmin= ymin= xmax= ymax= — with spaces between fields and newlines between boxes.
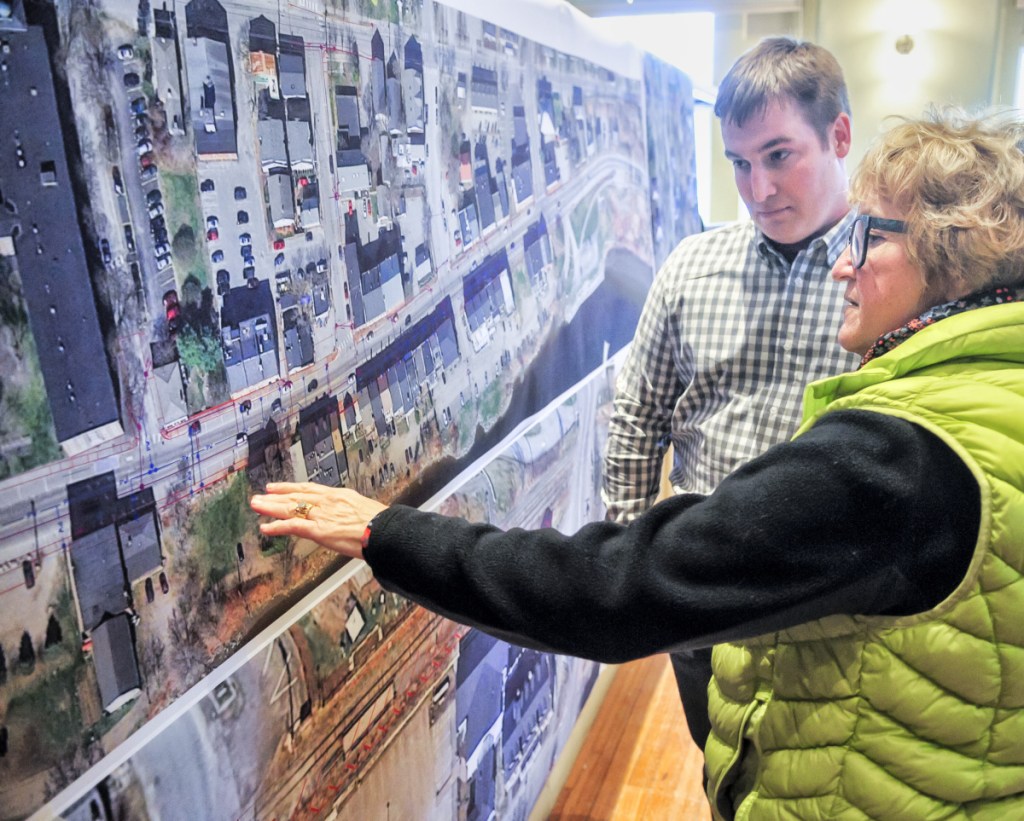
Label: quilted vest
xmin=705 ymin=301 xmax=1024 ymax=820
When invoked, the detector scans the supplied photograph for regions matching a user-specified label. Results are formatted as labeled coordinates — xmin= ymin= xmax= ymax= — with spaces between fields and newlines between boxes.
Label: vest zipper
xmin=711 ymin=698 xmax=761 ymax=821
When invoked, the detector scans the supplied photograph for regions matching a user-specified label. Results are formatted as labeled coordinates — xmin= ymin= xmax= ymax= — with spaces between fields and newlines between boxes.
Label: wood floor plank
xmin=551 ymin=655 xmax=710 ymax=820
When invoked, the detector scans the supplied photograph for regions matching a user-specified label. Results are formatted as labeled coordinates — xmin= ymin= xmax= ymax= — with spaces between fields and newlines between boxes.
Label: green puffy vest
xmin=705 ymin=302 xmax=1024 ymax=820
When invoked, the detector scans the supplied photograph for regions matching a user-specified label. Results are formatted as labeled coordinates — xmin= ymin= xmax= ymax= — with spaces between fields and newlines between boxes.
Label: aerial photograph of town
xmin=0 ymin=0 xmax=698 ymax=817
xmin=49 ymin=365 xmax=616 ymax=821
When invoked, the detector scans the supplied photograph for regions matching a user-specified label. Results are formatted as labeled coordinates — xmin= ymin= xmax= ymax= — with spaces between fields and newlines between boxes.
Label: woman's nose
xmin=831 ymin=247 xmax=854 ymax=281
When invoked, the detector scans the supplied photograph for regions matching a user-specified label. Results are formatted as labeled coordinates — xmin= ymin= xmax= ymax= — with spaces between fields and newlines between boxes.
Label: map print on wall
xmin=0 ymin=0 xmax=699 ymax=817
xmin=643 ymin=52 xmax=703 ymax=270
xmin=51 ymin=361 xmax=619 ymax=821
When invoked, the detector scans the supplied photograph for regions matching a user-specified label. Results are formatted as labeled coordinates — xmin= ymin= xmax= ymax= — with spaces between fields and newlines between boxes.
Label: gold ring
xmin=292 ymin=502 xmax=314 ymax=519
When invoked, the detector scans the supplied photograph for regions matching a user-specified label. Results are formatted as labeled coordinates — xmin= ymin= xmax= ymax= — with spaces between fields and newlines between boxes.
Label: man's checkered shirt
xmin=603 ymin=213 xmax=862 ymax=522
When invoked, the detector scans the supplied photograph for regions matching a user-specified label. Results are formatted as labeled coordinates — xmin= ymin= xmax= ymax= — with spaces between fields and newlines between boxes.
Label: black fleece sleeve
xmin=363 ymin=410 xmax=980 ymax=664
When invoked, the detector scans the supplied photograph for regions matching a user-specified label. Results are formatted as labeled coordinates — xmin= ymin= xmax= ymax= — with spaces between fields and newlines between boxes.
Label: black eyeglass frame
xmin=849 ymin=215 xmax=907 ymax=269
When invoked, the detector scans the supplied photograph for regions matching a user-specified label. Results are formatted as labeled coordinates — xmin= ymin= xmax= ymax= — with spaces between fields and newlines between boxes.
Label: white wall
xmin=709 ymin=0 xmax=1024 ymax=223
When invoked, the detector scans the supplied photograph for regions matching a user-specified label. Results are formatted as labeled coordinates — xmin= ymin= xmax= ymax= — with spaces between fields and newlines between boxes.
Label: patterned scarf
xmin=860 ymin=284 xmax=1022 ymax=367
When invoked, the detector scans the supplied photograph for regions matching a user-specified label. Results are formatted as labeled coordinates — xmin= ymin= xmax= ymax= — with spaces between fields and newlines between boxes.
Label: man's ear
xmin=832 ymin=112 xmax=852 ymax=160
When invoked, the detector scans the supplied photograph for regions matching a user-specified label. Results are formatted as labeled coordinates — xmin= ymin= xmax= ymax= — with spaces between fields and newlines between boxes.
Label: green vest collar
xmin=801 ymin=301 xmax=1024 ymax=423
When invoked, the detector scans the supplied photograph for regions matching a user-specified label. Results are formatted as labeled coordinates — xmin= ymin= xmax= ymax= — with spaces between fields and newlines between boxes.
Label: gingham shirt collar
xmin=753 ymin=209 xmax=857 ymax=271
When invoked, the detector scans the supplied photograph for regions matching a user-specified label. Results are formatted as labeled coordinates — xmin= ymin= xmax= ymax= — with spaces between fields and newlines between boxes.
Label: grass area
xmin=570 ymin=196 xmax=601 ymax=247
xmin=299 ymin=613 xmax=346 ymax=674
xmin=486 ymin=456 xmax=524 ymax=515
xmin=5 ymin=654 xmax=84 ymax=762
xmin=0 ymin=259 xmax=62 ymax=479
xmin=192 ymin=473 xmax=258 ymax=587
xmin=162 ymin=171 xmax=206 ymax=289
xmin=260 ymin=535 xmax=290 ymax=557
xmin=0 ymin=368 xmax=62 ymax=480
xmin=512 ymin=265 xmax=531 ymax=301
xmin=457 ymin=401 xmax=477 ymax=451
xmin=478 ymin=377 xmax=503 ymax=423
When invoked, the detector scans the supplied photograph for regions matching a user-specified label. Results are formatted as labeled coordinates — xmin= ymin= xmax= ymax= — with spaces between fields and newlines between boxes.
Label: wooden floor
xmin=551 ymin=654 xmax=711 ymax=820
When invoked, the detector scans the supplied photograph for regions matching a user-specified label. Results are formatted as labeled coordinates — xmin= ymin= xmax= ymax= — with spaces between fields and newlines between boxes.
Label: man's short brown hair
xmin=714 ymin=36 xmax=850 ymax=146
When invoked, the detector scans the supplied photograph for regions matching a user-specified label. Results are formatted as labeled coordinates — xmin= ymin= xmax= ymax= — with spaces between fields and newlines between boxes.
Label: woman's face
xmin=831 ymin=200 xmax=936 ymax=356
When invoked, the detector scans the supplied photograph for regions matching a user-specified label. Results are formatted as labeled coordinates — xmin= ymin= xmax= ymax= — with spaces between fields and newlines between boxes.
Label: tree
xmin=176 ymin=326 xmax=223 ymax=373
xmin=18 ymin=631 xmax=35 ymax=672
xmin=45 ymin=613 xmax=63 ymax=648
xmin=0 ymin=644 xmax=6 ymax=685
xmin=171 ymin=225 xmax=197 ymax=268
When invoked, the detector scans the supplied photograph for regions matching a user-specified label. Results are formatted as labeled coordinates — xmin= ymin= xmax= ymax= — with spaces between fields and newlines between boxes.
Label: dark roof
xmin=184 ymin=0 xmax=229 ymax=41
xmin=404 ymin=35 xmax=423 ymax=72
xmin=68 ymin=472 xmax=118 ymax=539
xmin=463 ymin=249 xmax=511 ymax=304
xmin=0 ymin=27 xmax=119 ymax=445
xmin=91 ymin=614 xmax=141 ymax=712
xmin=154 ymin=8 xmax=176 ymax=40
xmin=356 ymin=296 xmax=456 ymax=391
xmin=72 ymin=526 xmax=128 ymax=632
xmin=279 ymin=32 xmax=304 ymax=56
xmin=221 ymin=276 xmax=276 ymax=329
xmin=248 ymin=14 xmax=276 ymax=53
xmin=118 ymin=511 xmax=162 ymax=581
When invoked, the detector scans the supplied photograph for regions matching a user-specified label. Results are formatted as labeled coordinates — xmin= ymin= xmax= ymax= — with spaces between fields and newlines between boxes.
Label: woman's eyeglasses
xmin=849 ymin=215 xmax=906 ymax=269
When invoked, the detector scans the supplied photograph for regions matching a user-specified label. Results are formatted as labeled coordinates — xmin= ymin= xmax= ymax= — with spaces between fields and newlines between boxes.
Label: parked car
xmin=155 ymin=253 xmax=171 ymax=270
xmin=154 ymin=242 xmax=170 ymax=256
xmin=235 ymin=432 xmax=248 ymax=444
xmin=123 ymin=224 xmax=135 ymax=252
xmin=136 ymin=139 xmax=152 ymax=155
xmin=159 ymin=571 xmax=169 ymax=594
xmin=206 ymin=215 xmax=219 ymax=229
xmin=139 ymin=165 xmax=158 ymax=183
xmin=112 ymin=166 xmax=124 ymax=194
xmin=239 ymin=232 xmax=251 ymax=246
xmin=146 ymin=188 xmax=162 ymax=205
xmin=144 ymin=577 xmax=155 ymax=603
xmin=207 ymin=227 xmax=219 ymax=242
xmin=148 ymin=202 xmax=164 ymax=219
xmin=273 ymin=238 xmax=285 ymax=250
xmin=139 ymin=152 xmax=155 ymax=169
xmin=307 ymin=379 xmax=319 ymax=393
xmin=242 ymin=265 xmax=255 ymax=280
xmin=211 ymin=249 xmax=224 ymax=263
xmin=134 ymin=123 xmax=149 ymax=140
xmin=117 ymin=43 xmax=134 ymax=60
xmin=274 ymin=252 xmax=285 ymax=266
xmin=123 ymin=72 xmax=141 ymax=89
xmin=239 ymin=399 xmax=252 ymax=413
xmin=100 ymin=238 xmax=112 ymax=266
xmin=189 ymin=419 xmax=201 ymax=435
xmin=234 ymin=186 xmax=247 ymax=200
xmin=236 ymin=209 xmax=248 ymax=225
xmin=216 ymin=268 xmax=230 ymax=296
xmin=200 ymin=178 xmax=215 ymax=193
xmin=130 ymin=96 xmax=147 ymax=114
xmin=163 ymin=289 xmax=180 ymax=333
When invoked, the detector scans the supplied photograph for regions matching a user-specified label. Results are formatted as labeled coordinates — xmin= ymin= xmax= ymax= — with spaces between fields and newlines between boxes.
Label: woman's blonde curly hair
xmin=850 ymin=108 xmax=1024 ymax=298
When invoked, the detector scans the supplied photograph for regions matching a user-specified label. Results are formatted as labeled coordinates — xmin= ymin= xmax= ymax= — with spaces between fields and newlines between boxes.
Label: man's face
xmin=722 ymin=98 xmax=851 ymax=245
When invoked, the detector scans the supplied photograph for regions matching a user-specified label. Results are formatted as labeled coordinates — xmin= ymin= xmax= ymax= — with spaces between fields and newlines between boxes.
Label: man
xmin=601 ymin=37 xmax=862 ymax=751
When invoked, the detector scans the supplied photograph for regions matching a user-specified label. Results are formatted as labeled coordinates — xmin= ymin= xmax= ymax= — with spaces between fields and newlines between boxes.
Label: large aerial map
xmin=0 ymin=0 xmax=699 ymax=818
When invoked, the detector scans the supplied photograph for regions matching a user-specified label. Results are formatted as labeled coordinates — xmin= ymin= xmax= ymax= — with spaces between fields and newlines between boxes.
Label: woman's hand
xmin=249 ymin=482 xmax=388 ymax=561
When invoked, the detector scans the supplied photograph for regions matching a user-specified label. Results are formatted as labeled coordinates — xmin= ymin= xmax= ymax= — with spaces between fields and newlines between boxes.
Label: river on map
xmin=398 ymin=246 xmax=653 ymax=508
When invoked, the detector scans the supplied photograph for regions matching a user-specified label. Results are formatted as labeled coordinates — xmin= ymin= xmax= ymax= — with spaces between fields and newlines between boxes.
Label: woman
xmin=251 ymin=111 xmax=1024 ymax=818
